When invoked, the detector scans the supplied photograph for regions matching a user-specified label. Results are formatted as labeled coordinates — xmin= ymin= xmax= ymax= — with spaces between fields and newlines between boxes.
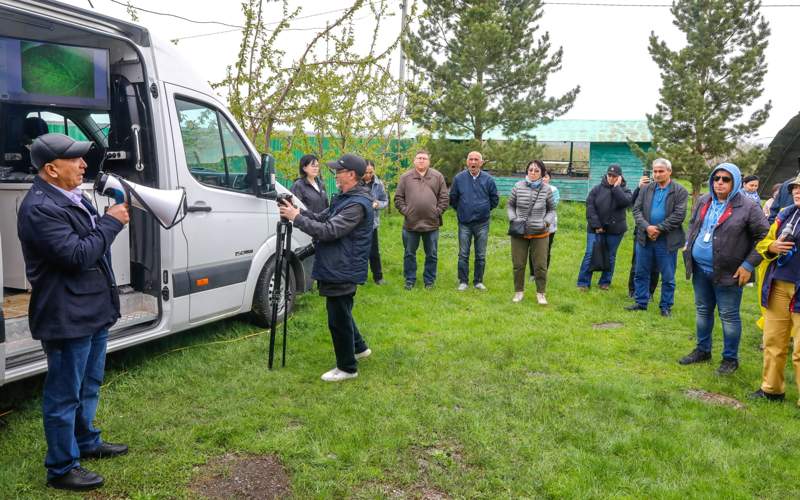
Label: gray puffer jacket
xmin=507 ymin=180 xmax=555 ymax=235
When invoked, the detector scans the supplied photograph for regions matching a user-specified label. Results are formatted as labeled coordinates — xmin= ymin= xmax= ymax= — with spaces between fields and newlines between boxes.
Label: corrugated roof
xmin=405 ymin=119 xmax=652 ymax=143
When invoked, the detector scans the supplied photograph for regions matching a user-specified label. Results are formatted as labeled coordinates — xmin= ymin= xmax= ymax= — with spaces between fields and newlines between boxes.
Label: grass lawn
xmin=2 ymin=200 xmax=800 ymax=498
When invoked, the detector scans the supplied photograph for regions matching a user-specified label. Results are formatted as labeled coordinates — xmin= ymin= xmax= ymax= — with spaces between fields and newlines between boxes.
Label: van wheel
xmin=250 ymin=259 xmax=296 ymax=327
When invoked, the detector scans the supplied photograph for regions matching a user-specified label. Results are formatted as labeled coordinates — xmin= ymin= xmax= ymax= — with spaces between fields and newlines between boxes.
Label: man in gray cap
xmin=280 ymin=153 xmax=375 ymax=382
xmin=17 ymin=133 xmax=129 ymax=491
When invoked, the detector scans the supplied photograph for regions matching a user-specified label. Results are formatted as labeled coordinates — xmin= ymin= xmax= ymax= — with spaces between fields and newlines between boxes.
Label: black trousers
xmin=369 ymin=228 xmax=383 ymax=281
xmin=326 ymin=293 xmax=368 ymax=373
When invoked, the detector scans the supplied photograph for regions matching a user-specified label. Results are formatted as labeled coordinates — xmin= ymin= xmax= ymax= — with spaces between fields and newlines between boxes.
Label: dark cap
xmin=30 ymin=133 xmax=93 ymax=170
xmin=606 ymin=164 xmax=622 ymax=176
xmin=326 ymin=153 xmax=367 ymax=177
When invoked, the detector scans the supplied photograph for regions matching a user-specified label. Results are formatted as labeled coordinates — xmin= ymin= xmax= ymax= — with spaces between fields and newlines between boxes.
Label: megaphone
xmin=94 ymin=172 xmax=186 ymax=229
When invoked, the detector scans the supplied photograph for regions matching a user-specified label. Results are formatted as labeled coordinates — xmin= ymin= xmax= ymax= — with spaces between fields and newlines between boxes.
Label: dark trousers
xmin=41 ymin=329 xmax=108 ymax=479
xmin=457 ymin=220 xmax=490 ymax=284
xmin=628 ymin=236 xmax=658 ymax=296
xmin=369 ymin=228 xmax=383 ymax=281
xmin=402 ymin=229 xmax=439 ymax=285
xmin=326 ymin=293 xmax=368 ymax=373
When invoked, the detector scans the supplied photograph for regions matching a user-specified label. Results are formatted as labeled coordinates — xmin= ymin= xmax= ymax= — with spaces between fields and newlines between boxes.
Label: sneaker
xmin=474 ymin=283 xmax=487 ymax=291
xmin=512 ymin=292 xmax=524 ymax=303
xmin=678 ymin=348 xmax=711 ymax=365
xmin=536 ymin=293 xmax=548 ymax=305
xmin=625 ymin=304 xmax=647 ymax=311
xmin=577 ymin=286 xmax=589 ymax=292
xmin=749 ymin=388 xmax=785 ymax=402
xmin=457 ymin=283 xmax=469 ymax=291
xmin=355 ymin=348 xmax=372 ymax=360
xmin=660 ymin=308 xmax=672 ymax=317
xmin=321 ymin=368 xmax=358 ymax=382
xmin=746 ymin=282 xmax=754 ymax=288
xmin=716 ymin=358 xmax=739 ymax=375
xmin=404 ymin=282 xmax=414 ymax=290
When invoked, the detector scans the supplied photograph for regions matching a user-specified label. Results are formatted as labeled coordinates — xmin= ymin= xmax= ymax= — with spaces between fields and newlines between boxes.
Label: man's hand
xmin=768 ymin=239 xmax=795 ymax=255
xmin=639 ymin=175 xmax=650 ymax=188
xmin=595 ymin=228 xmax=605 ymax=234
xmin=106 ymin=203 xmax=129 ymax=225
xmin=733 ymin=266 xmax=752 ymax=287
xmin=614 ymin=176 xmax=622 ymax=187
xmin=372 ymin=201 xmax=379 ymax=209
xmin=646 ymin=225 xmax=660 ymax=240
xmin=278 ymin=198 xmax=300 ymax=221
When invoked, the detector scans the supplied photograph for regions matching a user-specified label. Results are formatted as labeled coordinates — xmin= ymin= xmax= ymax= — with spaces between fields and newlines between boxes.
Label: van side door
xmin=165 ymin=84 xmax=274 ymax=323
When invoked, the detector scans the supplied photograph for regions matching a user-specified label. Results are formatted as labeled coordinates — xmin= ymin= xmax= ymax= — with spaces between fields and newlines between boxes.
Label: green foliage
xmin=404 ymin=0 xmax=579 ymax=141
xmin=20 ymin=43 xmax=95 ymax=98
xmin=646 ymin=0 xmax=771 ymax=196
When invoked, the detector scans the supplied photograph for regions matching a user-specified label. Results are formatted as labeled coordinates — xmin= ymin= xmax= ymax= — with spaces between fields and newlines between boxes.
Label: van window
xmin=175 ymin=98 xmax=252 ymax=192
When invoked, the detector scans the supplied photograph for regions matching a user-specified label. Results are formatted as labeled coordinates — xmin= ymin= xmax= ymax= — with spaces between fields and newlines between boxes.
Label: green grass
xmin=2 ymin=201 xmax=800 ymax=498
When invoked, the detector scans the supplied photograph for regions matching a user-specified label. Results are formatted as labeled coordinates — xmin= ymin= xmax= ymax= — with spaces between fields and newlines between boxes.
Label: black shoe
xmin=678 ymin=348 xmax=712 ymax=365
xmin=749 ymin=389 xmax=785 ymax=402
xmin=660 ymin=308 xmax=672 ymax=317
xmin=374 ymin=279 xmax=386 ymax=285
xmin=404 ymin=282 xmax=414 ymax=290
xmin=716 ymin=358 xmax=739 ymax=375
xmin=80 ymin=442 xmax=128 ymax=459
xmin=47 ymin=466 xmax=104 ymax=491
xmin=625 ymin=304 xmax=647 ymax=311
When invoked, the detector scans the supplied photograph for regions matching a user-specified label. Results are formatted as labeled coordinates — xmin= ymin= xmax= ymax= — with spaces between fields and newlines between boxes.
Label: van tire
xmin=250 ymin=259 xmax=296 ymax=327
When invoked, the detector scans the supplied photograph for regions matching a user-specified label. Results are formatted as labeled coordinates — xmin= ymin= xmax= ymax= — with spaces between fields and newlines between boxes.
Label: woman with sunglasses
xmin=290 ymin=154 xmax=329 ymax=214
xmin=507 ymin=160 xmax=555 ymax=304
xmin=679 ymin=162 xmax=769 ymax=375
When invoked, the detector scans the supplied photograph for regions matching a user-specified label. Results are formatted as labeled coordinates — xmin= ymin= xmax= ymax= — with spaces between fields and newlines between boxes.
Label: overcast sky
xmin=63 ymin=0 xmax=799 ymax=142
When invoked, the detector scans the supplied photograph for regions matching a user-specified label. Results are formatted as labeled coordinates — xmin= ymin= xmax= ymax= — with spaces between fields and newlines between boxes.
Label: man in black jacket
xmin=577 ymin=164 xmax=632 ymax=290
xmin=17 ymin=134 xmax=129 ymax=491
xmin=279 ymin=154 xmax=374 ymax=382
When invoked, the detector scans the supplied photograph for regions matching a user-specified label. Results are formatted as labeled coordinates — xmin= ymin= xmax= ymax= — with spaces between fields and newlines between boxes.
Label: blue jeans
xmin=41 ymin=329 xmax=108 ymax=479
xmin=576 ymin=232 xmax=624 ymax=288
xmin=457 ymin=220 xmax=489 ymax=284
xmin=692 ymin=267 xmax=743 ymax=360
xmin=402 ymin=229 xmax=439 ymax=285
xmin=633 ymin=238 xmax=677 ymax=309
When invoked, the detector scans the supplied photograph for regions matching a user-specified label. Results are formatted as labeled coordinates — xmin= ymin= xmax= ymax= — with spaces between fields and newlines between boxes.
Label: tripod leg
xmin=281 ymin=223 xmax=293 ymax=367
xmin=268 ymin=221 xmax=285 ymax=370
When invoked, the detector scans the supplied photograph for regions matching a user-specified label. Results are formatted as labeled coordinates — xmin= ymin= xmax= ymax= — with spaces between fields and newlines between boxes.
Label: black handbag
xmin=508 ymin=186 xmax=543 ymax=237
xmin=589 ymin=233 xmax=611 ymax=272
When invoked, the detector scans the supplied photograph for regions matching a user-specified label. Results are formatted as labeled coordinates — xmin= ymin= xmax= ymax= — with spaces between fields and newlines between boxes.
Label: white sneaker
xmin=355 ymin=348 xmax=372 ymax=360
xmin=457 ymin=283 xmax=469 ymax=291
xmin=536 ymin=293 xmax=548 ymax=305
xmin=474 ymin=283 xmax=487 ymax=291
xmin=321 ymin=368 xmax=358 ymax=382
xmin=512 ymin=292 xmax=524 ymax=303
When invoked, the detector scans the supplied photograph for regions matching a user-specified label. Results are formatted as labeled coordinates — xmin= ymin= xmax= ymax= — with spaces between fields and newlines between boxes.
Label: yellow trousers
xmin=761 ymin=280 xmax=800 ymax=397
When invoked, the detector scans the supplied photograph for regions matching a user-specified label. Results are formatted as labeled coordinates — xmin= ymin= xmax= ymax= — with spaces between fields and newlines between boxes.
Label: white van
xmin=0 ymin=0 xmax=315 ymax=386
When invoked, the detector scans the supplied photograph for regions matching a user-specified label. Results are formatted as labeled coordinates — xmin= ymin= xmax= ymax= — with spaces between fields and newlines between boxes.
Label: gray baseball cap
xmin=30 ymin=133 xmax=94 ymax=170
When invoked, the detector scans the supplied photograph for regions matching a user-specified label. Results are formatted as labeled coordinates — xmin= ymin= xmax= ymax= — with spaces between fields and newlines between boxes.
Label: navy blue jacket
xmin=769 ymin=178 xmax=794 ymax=224
xmin=449 ymin=169 xmax=499 ymax=224
xmin=17 ymin=176 xmax=123 ymax=341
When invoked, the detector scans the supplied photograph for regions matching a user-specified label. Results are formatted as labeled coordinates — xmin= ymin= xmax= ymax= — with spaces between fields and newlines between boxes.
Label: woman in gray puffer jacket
xmin=507 ymin=160 xmax=555 ymax=305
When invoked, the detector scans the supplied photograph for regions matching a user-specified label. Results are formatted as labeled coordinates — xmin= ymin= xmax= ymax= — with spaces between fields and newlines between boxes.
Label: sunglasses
xmin=713 ymin=175 xmax=732 ymax=183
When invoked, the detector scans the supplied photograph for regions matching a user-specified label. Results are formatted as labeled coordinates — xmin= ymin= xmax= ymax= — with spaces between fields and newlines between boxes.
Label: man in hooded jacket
xmin=679 ymin=162 xmax=769 ymax=374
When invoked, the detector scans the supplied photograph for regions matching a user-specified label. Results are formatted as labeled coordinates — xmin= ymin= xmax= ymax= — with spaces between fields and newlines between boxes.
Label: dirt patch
xmin=413 ymin=440 xmax=465 ymax=475
xmin=355 ymin=481 xmax=450 ymax=499
xmin=685 ymin=389 xmax=746 ymax=410
xmin=592 ymin=322 xmax=624 ymax=330
xmin=189 ymin=453 xmax=291 ymax=500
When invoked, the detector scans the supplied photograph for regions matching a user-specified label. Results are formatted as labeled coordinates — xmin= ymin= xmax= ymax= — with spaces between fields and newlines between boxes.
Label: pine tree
xmin=404 ymin=0 xmax=579 ymax=143
xmin=645 ymin=0 xmax=771 ymax=197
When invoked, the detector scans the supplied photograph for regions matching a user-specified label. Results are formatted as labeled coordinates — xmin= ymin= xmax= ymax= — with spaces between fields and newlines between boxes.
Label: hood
xmin=708 ymin=162 xmax=742 ymax=203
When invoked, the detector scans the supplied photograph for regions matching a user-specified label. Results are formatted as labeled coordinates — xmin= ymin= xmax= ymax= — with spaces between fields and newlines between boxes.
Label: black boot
xmin=678 ymin=348 xmax=711 ymax=365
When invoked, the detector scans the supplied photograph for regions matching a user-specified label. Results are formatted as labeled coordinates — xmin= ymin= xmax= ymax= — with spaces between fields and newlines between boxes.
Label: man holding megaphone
xmin=17 ymin=133 xmax=130 ymax=492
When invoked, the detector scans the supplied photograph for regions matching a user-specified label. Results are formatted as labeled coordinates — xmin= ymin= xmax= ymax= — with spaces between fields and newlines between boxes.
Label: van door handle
xmin=186 ymin=204 xmax=212 ymax=213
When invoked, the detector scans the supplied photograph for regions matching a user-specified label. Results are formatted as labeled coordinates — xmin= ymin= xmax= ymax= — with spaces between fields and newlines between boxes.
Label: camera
xmin=276 ymin=192 xmax=293 ymax=205
xmin=780 ymin=222 xmax=796 ymax=244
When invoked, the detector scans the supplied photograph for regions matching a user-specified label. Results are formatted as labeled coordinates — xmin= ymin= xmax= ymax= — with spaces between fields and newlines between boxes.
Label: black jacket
xmin=17 ymin=176 xmax=123 ymax=340
xmin=290 ymin=177 xmax=329 ymax=214
xmin=684 ymin=192 xmax=769 ymax=285
xmin=585 ymin=177 xmax=632 ymax=234
xmin=633 ymin=181 xmax=689 ymax=251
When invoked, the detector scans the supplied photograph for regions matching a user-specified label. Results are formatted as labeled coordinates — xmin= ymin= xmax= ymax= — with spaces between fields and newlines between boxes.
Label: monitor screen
xmin=0 ymin=36 xmax=110 ymax=110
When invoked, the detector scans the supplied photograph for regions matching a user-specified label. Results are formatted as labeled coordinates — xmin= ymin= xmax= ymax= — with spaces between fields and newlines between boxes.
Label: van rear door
xmin=164 ymin=84 xmax=275 ymax=323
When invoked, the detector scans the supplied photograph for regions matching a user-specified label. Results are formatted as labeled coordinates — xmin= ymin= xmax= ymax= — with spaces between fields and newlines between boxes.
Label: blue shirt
xmin=649 ymin=184 xmax=669 ymax=225
xmin=691 ymin=199 xmax=727 ymax=274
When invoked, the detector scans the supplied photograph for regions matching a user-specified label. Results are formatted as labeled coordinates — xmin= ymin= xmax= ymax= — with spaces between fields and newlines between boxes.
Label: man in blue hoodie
xmin=449 ymin=151 xmax=499 ymax=291
xmin=679 ymin=162 xmax=769 ymax=374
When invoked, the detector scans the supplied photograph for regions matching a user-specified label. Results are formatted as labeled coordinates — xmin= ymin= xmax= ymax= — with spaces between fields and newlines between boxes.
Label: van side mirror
xmin=256 ymin=153 xmax=277 ymax=200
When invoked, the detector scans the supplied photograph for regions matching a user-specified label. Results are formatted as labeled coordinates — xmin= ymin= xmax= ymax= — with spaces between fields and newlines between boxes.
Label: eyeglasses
xmin=713 ymin=175 xmax=732 ymax=183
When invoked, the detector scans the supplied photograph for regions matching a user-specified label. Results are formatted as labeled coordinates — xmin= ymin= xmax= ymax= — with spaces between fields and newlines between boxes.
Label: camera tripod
xmin=268 ymin=209 xmax=294 ymax=370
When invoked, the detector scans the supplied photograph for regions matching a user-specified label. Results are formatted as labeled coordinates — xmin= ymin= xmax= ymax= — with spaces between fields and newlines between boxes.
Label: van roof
xmin=1 ymin=0 xmax=151 ymax=46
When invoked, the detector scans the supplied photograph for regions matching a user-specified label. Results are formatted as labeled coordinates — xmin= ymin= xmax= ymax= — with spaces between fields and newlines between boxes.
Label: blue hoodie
xmin=691 ymin=163 xmax=742 ymax=274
